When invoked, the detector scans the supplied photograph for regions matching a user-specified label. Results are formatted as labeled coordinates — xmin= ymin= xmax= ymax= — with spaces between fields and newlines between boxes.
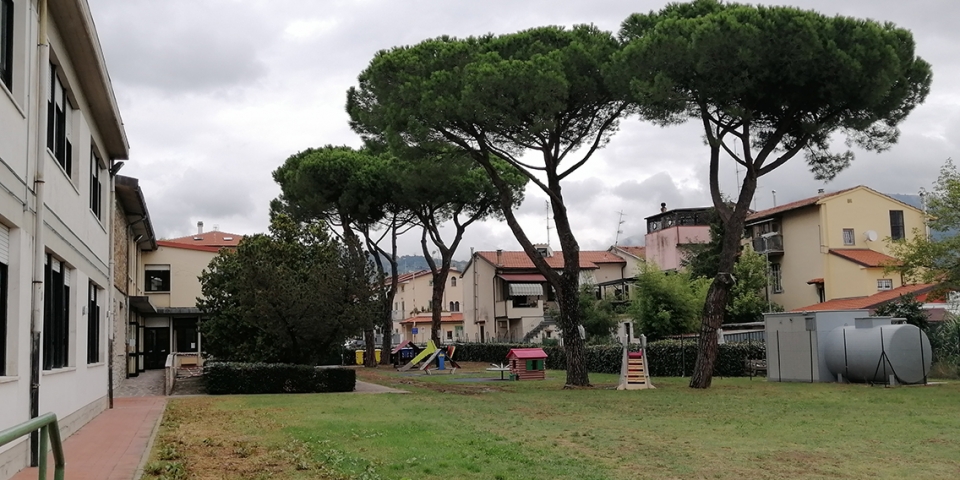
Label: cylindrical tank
xmin=824 ymin=323 xmax=932 ymax=384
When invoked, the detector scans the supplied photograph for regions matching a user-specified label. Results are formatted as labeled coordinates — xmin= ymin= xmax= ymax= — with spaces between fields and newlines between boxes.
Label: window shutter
xmin=526 ymin=360 xmax=533 ymax=370
xmin=0 ymin=223 xmax=9 ymax=264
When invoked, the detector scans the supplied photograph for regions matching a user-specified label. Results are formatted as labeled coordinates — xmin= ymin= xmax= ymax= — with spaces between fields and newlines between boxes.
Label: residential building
xmin=389 ymin=268 xmax=462 ymax=339
xmin=1 ymin=0 xmax=129 ymax=476
xmin=603 ymin=245 xmax=645 ymax=299
xmin=644 ymin=204 xmax=712 ymax=271
xmin=461 ymin=245 xmax=627 ymax=343
xmin=398 ymin=312 xmax=465 ymax=344
xmin=136 ymin=223 xmax=240 ymax=370
xmin=112 ymin=175 xmax=157 ymax=382
xmin=746 ymin=186 xmax=925 ymax=312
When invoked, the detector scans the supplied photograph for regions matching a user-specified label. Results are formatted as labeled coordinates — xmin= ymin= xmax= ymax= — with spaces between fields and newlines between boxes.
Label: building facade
xmin=643 ymin=205 xmax=712 ymax=271
xmin=461 ymin=245 xmax=627 ymax=343
xmin=389 ymin=268 xmax=462 ymax=339
xmin=0 ymin=0 xmax=129 ymax=476
xmin=746 ymin=186 xmax=925 ymax=311
xmin=136 ymin=224 xmax=240 ymax=370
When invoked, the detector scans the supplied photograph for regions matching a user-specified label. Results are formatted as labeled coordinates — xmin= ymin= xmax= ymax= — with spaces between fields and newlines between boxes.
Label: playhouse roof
xmin=507 ymin=348 xmax=548 ymax=360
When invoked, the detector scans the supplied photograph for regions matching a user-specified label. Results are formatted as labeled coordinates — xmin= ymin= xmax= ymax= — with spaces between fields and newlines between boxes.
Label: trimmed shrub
xmin=453 ymin=340 xmax=765 ymax=377
xmin=204 ymin=362 xmax=356 ymax=394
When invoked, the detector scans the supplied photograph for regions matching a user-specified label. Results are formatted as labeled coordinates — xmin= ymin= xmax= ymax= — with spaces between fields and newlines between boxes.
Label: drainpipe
xmin=30 ymin=0 xmax=50 ymax=466
xmin=107 ymin=163 xmax=116 ymax=408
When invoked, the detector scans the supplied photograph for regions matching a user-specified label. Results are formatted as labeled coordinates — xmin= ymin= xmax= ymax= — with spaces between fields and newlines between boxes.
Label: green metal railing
xmin=0 ymin=413 xmax=65 ymax=480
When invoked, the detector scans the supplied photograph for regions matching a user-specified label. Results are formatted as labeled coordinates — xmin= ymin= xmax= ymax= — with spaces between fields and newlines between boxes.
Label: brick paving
xmin=11 ymin=396 xmax=166 ymax=480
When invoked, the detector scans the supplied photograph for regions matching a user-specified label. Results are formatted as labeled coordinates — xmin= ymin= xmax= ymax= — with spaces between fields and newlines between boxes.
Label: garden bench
xmin=745 ymin=359 xmax=767 ymax=380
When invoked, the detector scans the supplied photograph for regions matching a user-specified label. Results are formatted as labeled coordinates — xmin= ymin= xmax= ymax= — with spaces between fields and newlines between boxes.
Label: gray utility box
xmin=765 ymin=310 xmax=882 ymax=382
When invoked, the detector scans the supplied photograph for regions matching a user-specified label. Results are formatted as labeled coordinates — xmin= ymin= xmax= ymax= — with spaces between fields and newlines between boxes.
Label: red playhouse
xmin=506 ymin=348 xmax=548 ymax=380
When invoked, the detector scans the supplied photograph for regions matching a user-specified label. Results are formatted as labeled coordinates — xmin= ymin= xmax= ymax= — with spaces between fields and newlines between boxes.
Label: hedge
xmin=204 ymin=362 xmax=356 ymax=394
xmin=452 ymin=341 xmax=765 ymax=377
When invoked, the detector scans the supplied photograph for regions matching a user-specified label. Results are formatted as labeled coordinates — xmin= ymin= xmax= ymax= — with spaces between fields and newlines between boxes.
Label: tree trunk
xmin=689 ymin=173 xmax=756 ymax=388
xmin=557 ymin=274 xmax=590 ymax=386
xmin=363 ymin=327 xmax=377 ymax=367
xmin=430 ymin=275 xmax=446 ymax=345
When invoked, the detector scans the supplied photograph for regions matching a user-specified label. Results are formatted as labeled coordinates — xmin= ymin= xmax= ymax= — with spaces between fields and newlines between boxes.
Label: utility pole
xmin=545 ymin=200 xmax=553 ymax=246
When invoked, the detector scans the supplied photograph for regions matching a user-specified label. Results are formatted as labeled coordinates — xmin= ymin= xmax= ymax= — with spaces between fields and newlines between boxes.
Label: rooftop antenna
xmin=545 ymin=200 xmax=553 ymax=247
xmin=614 ymin=210 xmax=625 ymax=246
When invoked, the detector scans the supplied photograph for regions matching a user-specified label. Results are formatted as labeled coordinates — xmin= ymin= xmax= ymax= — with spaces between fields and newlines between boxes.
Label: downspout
xmin=107 ymin=163 xmax=116 ymax=408
xmin=30 ymin=0 xmax=50 ymax=466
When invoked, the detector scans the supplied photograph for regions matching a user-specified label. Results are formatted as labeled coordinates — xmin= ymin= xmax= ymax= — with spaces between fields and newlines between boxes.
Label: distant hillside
xmin=374 ymin=254 xmax=469 ymax=274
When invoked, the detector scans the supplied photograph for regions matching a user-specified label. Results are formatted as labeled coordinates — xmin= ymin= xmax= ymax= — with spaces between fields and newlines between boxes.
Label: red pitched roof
xmin=388 ymin=268 xmax=462 ymax=286
xmin=791 ymin=283 xmax=936 ymax=312
xmin=613 ymin=246 xmax=646 ymax=259
xmin=829 ymin=249 xmax=900 ymax=268
xmin=156 ymin=241 xmax=224 ymax=253
xmin=165 ymin=230 xmax=243 ymax=248
xmin=507 ymin=348 xmax=548 ymax=360
xmin=746 ymin=186 xmax=860 ymax=222
xmin=477 ymin=250 xmax=623 ymax=270
xmin=399 ymin=313 xmax=464 ymax=324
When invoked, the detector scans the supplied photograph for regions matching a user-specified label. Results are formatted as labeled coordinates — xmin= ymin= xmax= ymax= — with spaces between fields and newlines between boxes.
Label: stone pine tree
xmin=396 ymin=149 xmax=526 ymax=344
xmin=615 ymin=0 xmax=932 ymax=387
xmin=273 ymin=146 xmax=414 ymax=367
xmin=348 ymin=25 xmax=636 ymax=386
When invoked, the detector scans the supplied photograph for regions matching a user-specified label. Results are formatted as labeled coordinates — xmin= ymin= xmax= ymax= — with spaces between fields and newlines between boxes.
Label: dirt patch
xmin=142 ymin=398 xmax=348 ymax=480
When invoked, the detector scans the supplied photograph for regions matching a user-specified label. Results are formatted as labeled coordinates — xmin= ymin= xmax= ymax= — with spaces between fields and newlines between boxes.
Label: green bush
xmin=454 ymin=340 xmax=765 ymax=377
xmin=204 ymin=362 xmax=356 ymax=394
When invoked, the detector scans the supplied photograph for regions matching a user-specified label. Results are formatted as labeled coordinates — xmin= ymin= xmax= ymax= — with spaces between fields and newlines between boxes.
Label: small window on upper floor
xmin=0 ymin=0 xmax=13 ymax=92
xmin=90 ymin=149 xmax=103 ymax=220
xmin=145 ymin=265 xmax=171 ymax=292
xmin=450 ymin=276 xmax=457 ymax=287
xmin=842 ymin=228 xmax=855 ymax=246
xmin=890 ymin=210 xmax=905 ymax=241
xmin=877 ymin=279 xmax=893 ymax=291
xmin=47 ymin=62 xmax=74 ymax=177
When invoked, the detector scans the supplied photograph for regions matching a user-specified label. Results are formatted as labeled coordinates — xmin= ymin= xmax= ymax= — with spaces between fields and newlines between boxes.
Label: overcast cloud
xmin=87 ymin=0 xmax=960 ymax=259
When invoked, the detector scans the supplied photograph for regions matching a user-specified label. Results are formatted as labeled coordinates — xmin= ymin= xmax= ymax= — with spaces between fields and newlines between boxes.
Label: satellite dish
xmin=865 ymin=230 xmax=878 ymax=242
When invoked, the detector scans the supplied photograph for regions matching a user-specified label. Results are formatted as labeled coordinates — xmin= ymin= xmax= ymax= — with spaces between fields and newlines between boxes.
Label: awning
xmin=498 ymin=273 xmax=547 ymax=282
xmin=509 ymin=283 xmax=543 ymax=296
xmin=129 ymin=296 xmax=157 ymax=314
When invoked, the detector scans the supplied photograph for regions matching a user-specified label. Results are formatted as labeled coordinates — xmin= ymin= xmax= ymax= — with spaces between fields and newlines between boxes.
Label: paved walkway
xmin=11 ymin=397 xmax=166 ymax=480
xmin=354 ymin=381 xmax=409 ymax=394
xmin=115 ymin=370 xmax=165 ymax=397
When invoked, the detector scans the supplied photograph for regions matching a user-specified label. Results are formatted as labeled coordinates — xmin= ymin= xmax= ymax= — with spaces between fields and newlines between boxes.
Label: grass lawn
xmin=143 ymin=364 xmax=960 ymax=480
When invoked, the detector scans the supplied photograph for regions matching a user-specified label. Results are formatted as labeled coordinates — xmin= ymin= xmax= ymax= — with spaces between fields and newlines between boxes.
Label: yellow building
xmin=389 ymin=268 xmax=463 ymax=340
xmin=745 ymin=186 xmax=924 ymax=311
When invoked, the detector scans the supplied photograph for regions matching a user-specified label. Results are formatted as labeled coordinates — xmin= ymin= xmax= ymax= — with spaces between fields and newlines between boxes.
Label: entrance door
xmin=144 ymin=327 xmax=170 ymax=369
xmin=480 ymin=325 xmax=485 ymax=343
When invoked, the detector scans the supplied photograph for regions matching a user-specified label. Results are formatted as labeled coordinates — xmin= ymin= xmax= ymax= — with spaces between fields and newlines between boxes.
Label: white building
xmin=0 ymin=0 xmax=129 ymax=477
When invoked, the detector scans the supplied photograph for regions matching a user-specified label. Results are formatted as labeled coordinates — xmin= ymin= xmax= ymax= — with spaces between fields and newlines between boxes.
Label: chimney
xmin=660 ymin=202 xmax=667 ymax=213
xmin=496 ymin=249 xmax=503 ymax=266
xmin=197 ymin=221 xmax=204 ymax=235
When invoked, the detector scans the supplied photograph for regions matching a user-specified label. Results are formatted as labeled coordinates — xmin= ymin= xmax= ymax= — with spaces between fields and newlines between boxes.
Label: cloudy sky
xmin=87 ymin=0 xmax=959 ymax=259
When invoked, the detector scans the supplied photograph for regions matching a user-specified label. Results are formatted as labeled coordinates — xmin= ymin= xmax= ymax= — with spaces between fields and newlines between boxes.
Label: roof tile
xmin=829 ymin=249 xmax=900 ymax=268
xmin=791 ymin=283 xmax=935 ymax=312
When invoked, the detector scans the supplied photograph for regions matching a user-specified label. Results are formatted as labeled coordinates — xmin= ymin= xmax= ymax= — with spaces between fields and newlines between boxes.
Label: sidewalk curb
xmin=133 ymin=399 xmax=167 ymax=480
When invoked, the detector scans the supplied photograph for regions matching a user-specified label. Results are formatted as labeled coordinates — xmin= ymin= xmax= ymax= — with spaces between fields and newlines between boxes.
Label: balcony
xmin=496 ymin=298 xmax=545 ymax=319
xmin=752 ymin=233 xmax=784 ymax=255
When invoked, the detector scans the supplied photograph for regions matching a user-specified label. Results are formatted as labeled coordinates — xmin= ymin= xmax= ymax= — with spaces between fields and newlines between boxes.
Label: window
xmin=90 ymin=150 xmax=102 ymax=219
xmin=47 ymin=63 xmax=73 ymax=175
xmin=446 ymin=330 xmax=452 ymax=340
xmin=890 ymin=210 xmax=905 ymax=241
xmin=449 ymin=301 xmax=454 ymax=312
xmin=454 ymin=301 xmax=460 ymax=312
xmin=450 ymin=276 xmax=456 ymax=287
xmin=43 ymin=255 xmax=71 ymax=370
xmin=877 ymin=279 xmax=893 ymax=291
xmin=525 ymin=359 xmax=544 ymax=371
xmin=1 ymin=0 xmax=12 ymax=91
xmin=770 ymin=263 xmax=783 ymax=294
xmin=87 ymin=282 xmax=101 ymax=364
xmin=842 ymin=228 xmax=855 ymax=246
xmin=145 ymin=265 xmax=171 ymax=292
xmin=0 ymin=259 xmax=7 ymax=375
xmin=454 ymin=325 xmax=463 ymax=339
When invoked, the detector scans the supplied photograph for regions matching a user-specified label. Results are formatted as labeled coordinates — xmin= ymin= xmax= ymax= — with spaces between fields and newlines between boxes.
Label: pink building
xmin=644 ymin=205 xmax=712 ymax=271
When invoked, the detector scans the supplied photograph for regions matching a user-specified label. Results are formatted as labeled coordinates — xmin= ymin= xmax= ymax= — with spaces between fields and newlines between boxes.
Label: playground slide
xmin=418 ymin=349 xmax=442 ymax=371
xmin=398 ymin=340 xmax=437 ymax=371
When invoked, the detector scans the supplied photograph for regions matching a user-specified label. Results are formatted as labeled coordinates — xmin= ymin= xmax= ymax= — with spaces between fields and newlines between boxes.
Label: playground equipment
xmin=618 ymin=325 xmax=654 ymax=390
xmin=506 ymin=348 xmax=547 ymax=380
xmin=424 ymin=346 xmax=462 ymax=375
xmin=398 ymin=340 xmax=438 ymax=371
